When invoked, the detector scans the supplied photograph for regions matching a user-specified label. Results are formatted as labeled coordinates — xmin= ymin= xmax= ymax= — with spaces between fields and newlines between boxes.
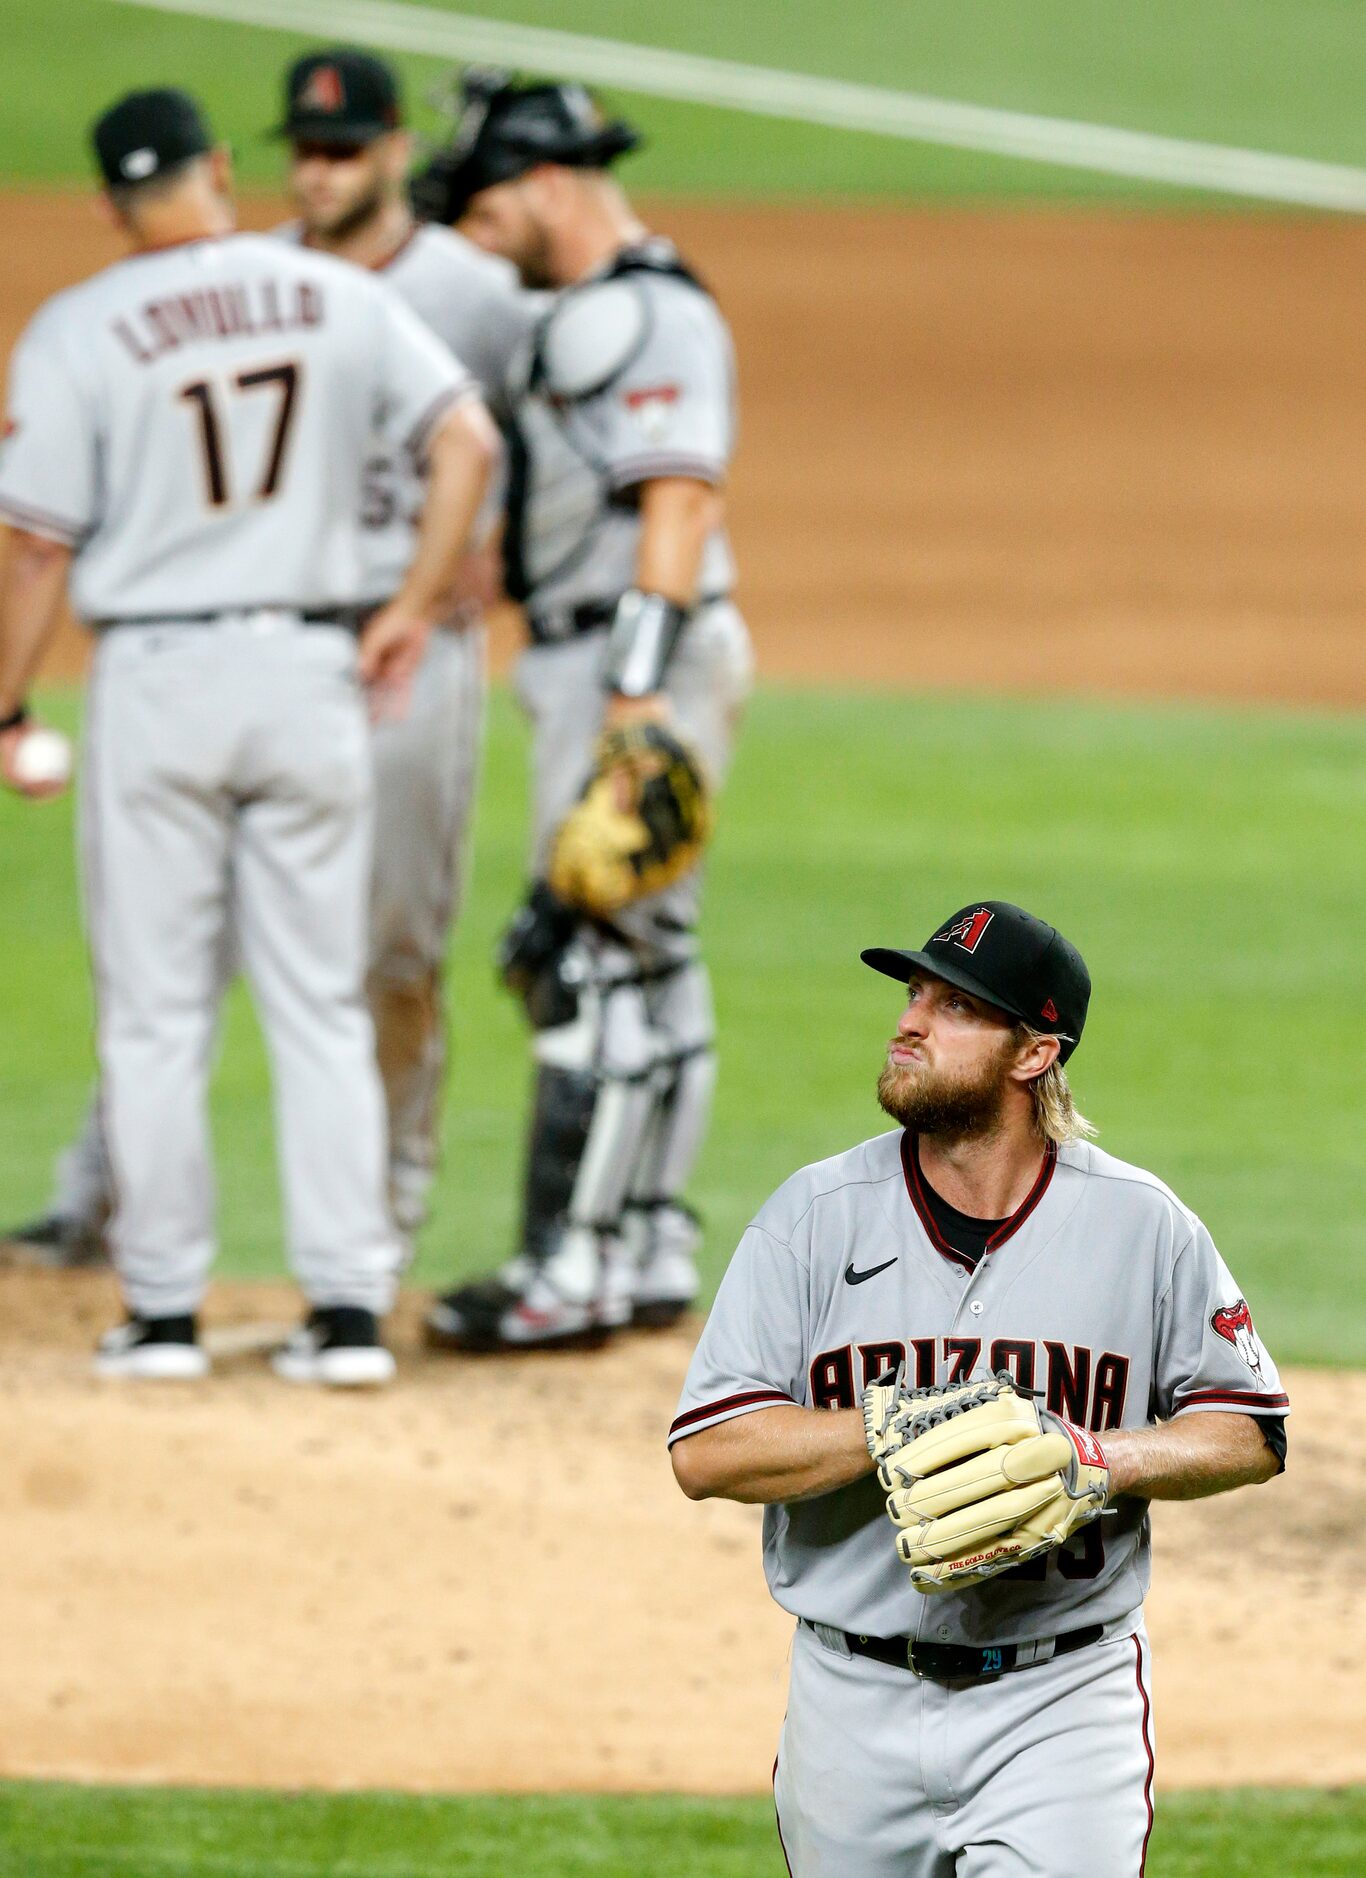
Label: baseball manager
xmin=0 ymin=89 xmax=496 ymax=1380
xmin=670 ymin=902 xmax=1286 ymax=1874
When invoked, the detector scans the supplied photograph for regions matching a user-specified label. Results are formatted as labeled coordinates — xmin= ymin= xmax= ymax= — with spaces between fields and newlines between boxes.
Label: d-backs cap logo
xmin=300 ymin=64 xmax=346 ymax=114
xmin=934 ymin=907 xmax=994 ymax=954
xmin=1211 ymin=1299 xmax=1265 ymax=1382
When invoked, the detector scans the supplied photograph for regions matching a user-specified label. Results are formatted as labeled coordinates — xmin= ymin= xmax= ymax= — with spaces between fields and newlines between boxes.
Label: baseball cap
xmin=411 ymin=68 xmax=640 ymax=224
xmin=92 ymin=88 xmax=213 ymax=189
xmin=862 ymin=902 xmax=1091 ymax=1064
xmin=273 ymin=48 xmax=402 ymax=144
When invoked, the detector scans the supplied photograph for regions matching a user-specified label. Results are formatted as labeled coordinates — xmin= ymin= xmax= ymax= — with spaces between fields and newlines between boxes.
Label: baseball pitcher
xmin=0 ymin=89 xmax=497 ymax=1381
xmin=671 ymin=902 xmax=1287 ymax=1874
xmin=415 ymin=73 xmax=754 ymax=1352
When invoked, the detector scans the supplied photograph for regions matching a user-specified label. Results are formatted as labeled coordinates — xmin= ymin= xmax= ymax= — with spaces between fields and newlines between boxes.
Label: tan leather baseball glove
xmin=862 ymin=1369 xmax=1111 ymax=1592
xmin=548 ymin=721 xmax=712 ymax=917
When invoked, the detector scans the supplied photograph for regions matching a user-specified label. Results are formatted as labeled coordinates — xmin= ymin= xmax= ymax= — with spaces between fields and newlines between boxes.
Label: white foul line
xmin=109 ymin=0 xmax=1366 ymax=212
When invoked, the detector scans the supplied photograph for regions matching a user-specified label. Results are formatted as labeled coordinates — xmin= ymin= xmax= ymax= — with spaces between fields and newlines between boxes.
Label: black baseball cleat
xmin=272 ymin=1305 xmax=396 ymax=1388
xmin=1 ymin=1212 xmax=110 ymax=1269
xmin=425 ymin=1258 xmax=611 ymax=1354
xmin=94 ymin=1313 xmax=208 ymax=1381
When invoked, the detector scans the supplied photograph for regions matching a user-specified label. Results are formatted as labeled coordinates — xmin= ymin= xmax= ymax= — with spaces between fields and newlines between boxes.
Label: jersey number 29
xmin=178 ymin=363 xmax=300 ymax=509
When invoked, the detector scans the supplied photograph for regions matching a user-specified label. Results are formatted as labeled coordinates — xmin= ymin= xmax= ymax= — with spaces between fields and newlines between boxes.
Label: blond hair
xmin=1017 ymin=1024 xmax=1097 ymax=1145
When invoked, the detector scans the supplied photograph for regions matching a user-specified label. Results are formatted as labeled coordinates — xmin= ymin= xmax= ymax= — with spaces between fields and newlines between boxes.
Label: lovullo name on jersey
xmin=113 ymin=278 xmax=325 ymax=366
xmin=811 ymin=1336 xmax=1131 ymax=1433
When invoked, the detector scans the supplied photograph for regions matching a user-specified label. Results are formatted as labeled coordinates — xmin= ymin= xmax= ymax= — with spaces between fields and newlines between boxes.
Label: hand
xmin=0 ymin=719 xmax=71 ymax=800
xmin=603 ymin=689 xmax=672 ymax=730
xmin=358 ymin=603 xmax=433 ymax=721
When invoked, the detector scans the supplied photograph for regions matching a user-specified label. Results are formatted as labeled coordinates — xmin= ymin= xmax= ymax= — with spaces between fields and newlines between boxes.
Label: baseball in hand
xmin=11 ymin=726 xmax=74 ymax=789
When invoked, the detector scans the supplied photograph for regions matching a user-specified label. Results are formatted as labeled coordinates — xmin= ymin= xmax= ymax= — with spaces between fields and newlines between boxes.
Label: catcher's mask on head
xmin=410 ymin=67 xmax=640 ymax=224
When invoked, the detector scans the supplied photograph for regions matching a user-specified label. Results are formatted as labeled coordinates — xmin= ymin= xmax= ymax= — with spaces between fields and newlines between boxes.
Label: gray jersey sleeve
xmin=430 ymin=266 xmax=531 ymax=423
xmin=595 ymin=281 xmax=735 ymax=493
xmin=369 ymin=280 xmax=475 ymax=464
xmin=1154 ymin=1218 xmax=1289 ymax=1422
xmin=668 ymin=1222 xmax=809 ymax=1444
xmin=0 ymin=307 xmax=97 ymax=544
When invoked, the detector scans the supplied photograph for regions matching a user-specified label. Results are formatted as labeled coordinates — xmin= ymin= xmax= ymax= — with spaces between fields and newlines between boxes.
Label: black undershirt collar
xmin=916 ymin=1170 xmax=1006 ymax=1269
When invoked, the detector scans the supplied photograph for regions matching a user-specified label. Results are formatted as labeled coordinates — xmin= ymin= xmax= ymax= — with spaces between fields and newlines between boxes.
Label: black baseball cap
xmin=411 ymin=68 xmax=639 ymax=224
xmin=92 ymin=88 xmax=213 ymax=189
xmin=273 ymin=48 xmax=402 ymax=144
xmin=862 ymin=902 xmax=1091 ymax=1064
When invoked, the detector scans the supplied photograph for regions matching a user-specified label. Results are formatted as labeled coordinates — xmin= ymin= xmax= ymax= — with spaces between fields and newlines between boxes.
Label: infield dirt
xmin=1 ymin=1269 xmax=1362 ymax=1795
xmin=0 ymin=192 xmax=1361 ymax=1797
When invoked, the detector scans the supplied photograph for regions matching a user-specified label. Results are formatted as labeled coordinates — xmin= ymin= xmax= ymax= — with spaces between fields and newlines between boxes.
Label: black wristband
xmin=603 ymin=590 xmax=689 ymax=698
xmin=0 ymin=703 xmax=29 ymax=735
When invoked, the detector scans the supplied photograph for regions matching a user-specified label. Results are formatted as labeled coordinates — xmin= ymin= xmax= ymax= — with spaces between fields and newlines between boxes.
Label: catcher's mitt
xmin=548 ymin=721 xmax=712 ymax=917
xmin=862 ymin=1368 xmax=1110 ymax=1592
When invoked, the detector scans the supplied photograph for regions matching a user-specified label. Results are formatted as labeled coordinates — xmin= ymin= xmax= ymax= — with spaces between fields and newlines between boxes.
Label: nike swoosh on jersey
xmin=844 ymin=1257 xmax=898 ymax=1286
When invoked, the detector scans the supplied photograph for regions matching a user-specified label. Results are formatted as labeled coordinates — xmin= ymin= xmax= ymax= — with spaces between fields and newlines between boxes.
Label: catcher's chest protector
xmin=501 ymin=240 xmax=737 ymax=608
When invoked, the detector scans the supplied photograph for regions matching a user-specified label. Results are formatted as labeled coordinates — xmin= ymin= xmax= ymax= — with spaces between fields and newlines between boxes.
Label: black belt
xmin=94 ymin=606 xmax=373 ymax=633
xmin=526 ymin=593 xmax=729 ymax=647
xmin=806 ymin=1619 xmax=1104 ymax=1682
xmin=526 ymin=600 xmax=616 ymax=646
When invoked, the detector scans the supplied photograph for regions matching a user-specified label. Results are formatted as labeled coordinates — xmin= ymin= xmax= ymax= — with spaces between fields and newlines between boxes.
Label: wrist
xmin=1094 ymin=1426 xmax=1134 ymax=1495
xmin=604 ymin=589 xmax=689 ymax=697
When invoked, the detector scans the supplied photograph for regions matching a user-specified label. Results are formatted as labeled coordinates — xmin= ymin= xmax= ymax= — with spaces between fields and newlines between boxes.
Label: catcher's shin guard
xmin=624 ymin=961 xmax=716 ymax=1326
xmin=428 ymin=962 xmax=654 ymax=1351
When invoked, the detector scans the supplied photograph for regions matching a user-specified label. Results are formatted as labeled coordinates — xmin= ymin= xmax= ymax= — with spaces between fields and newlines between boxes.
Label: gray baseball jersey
xmin=504 ymin=237 xmax=737 ymax=618
xmin=277 ymin=220 xmax=530 ymax=603
xmin=671 ymin=1128 xmax=1288 ymax=1646
xmin=0 ymin=232 xmax=471 ymax=617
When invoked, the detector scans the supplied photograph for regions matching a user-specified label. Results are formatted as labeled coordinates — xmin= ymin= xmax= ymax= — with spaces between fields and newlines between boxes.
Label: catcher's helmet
xmin=411 ymin=68 xmax=640 ymax=224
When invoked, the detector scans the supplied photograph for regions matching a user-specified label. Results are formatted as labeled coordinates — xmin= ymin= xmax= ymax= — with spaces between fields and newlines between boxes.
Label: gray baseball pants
xmin=52 ymin=620 xmax=485 ymax=1240
xmin=81 ymin=616 xmax=400 ymax=1317
xmin=773 ymin=1616 xmax=1155 ymax=1876
xmin=515 ymin=597 xmax=753 ymax=961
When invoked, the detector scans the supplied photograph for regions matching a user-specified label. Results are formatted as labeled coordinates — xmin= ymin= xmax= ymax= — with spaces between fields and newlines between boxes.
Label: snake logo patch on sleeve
xmin=1211 ymin=1299 xmax=1266 ymax=1381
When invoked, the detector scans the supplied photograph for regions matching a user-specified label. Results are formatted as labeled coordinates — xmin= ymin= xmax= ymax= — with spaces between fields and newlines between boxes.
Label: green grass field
xmin=3 ymin=682 xmax=1363 ymax=1366
xmin=4 ymin=0 xmax=1363 ymax=198
xmin=1 ymin=1781 xmax=1364 ymax=1877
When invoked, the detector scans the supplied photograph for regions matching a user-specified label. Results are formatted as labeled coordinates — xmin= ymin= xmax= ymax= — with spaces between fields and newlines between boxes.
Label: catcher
xmin=416 ymin=73 xmax=752 ymax=1352
xmin=670 ymin=901 xmax=1287 ymax=1876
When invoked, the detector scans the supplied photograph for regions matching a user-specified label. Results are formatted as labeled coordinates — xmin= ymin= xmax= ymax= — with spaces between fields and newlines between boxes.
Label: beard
xmin=307 ymin=176 xmax=387 ymax=244
xmin=877 ymin=1042 xmax=1015 ymax=1140
xmin=501 ymin=217 xmax=557 ymax=289
xmin=513 ymin=234 xmax=557 ymax=290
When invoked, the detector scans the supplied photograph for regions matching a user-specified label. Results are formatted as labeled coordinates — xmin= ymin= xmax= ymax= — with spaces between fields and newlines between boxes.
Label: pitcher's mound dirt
xmin=0 ymin=1270 xmax=1360 ymax=1794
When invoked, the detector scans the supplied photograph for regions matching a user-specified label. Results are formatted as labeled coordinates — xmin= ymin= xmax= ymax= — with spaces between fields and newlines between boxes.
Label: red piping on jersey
xmin=1180 ymin=1387 xmax=1290 ymax=1410
xmin=900 ymin=1132 xmax=1057 ymax=1272
xmin=1134 ymin=1635 xmax=1155 ymax=1874
xmin=299 ymin=223 xmax=420 ymax=272
xmin=373 ymin=225 xmax=421 ymax=273
xmin=669 ymin=1388 xmax=793 ymax=1437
